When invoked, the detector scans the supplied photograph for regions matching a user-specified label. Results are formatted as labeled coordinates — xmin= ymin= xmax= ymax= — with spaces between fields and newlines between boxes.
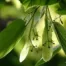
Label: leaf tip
xmin=19 ymin=55 xmax=23 ymax=63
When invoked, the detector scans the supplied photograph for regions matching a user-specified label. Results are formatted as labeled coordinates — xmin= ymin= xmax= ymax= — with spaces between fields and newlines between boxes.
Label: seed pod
xmin=42 ymin=6 xmax=53 ymax=62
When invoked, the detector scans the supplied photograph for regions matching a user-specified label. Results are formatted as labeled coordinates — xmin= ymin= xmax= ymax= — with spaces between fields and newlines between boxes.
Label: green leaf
xmin=52 ymin=45 xmax=61 ymax=57
xmin=35 ymin=58 xmax=45 ymax=66
xmin=20 ymin=0 xmax=58 ymax=10
xmin=21 ymin=0 xmax=45 ymax=9
xmin=0 ymin=19 xmax=25 ymax=58
xmin=53 ymin=22 xmax=66 ymax=53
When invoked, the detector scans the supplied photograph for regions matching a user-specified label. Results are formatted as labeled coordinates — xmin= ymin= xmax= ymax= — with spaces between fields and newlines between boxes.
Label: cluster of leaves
xmin=0 ymin=0 xmax=66 ymax=66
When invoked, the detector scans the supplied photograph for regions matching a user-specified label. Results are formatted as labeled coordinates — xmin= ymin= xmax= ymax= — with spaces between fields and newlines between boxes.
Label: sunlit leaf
xmin=53 ymin=22 xmax=66 ymax=53
xmin=0 ymin=19 xmax=25 ymax=58
xmin=19 ymin=42 xmax=30 ymax=62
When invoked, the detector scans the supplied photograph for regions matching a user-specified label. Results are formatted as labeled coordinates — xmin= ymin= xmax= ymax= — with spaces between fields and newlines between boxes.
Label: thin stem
xmin=25 ymin=6 xmax=40 ymax=26
xmin=28 ymin=6 xmax=39 ymax=46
